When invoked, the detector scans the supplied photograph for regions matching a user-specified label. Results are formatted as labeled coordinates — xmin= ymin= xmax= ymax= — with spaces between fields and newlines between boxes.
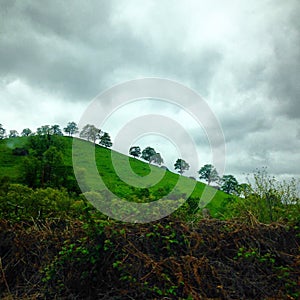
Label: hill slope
xmin=0 ymin=136 xmax=232 ymax=216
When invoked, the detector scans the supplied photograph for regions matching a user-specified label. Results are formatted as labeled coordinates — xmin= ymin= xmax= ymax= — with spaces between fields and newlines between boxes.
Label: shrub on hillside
xmin=12 ymin=147 xmax=29 ymax=156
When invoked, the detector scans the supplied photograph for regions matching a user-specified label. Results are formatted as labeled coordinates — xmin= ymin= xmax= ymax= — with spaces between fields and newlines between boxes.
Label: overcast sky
xmin=0 ymin=0 xmax=299 ymax=182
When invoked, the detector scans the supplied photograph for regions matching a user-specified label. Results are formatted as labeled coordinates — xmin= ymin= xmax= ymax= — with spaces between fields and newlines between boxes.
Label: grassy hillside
xmin=0 ymin=137 xmax=28 ymax=179
xmin=1 ymin=136 xmax=299 ymax=300
xmin=0 ymin=136 xmax=232 ymax=216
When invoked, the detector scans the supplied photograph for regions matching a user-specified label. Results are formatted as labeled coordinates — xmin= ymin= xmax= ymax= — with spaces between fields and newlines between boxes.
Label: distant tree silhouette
xmin=80 ymin=124 xmax=101 ymax=143
xmin=0 ymin=124 xmax=6 ymax=139
xmin=141 ymin=147 xmax=157 ymax=163
xmin=174 ymin=158 xmax=190 ymax=175
xmin=129 ymin=146 xmax=141 ymax=158
xmin=99 ymin=132 xmax=112 ymax=148
xmin=21 ymin=128 xmax=33 ymax=136
xmin=221 ymin=174 xmax=239 ymax=194
xmin=51 ymin=125 xmax=63 ymax=136
xmin=9 ymin=130 xmax=19 ymax=138
xmin=36 ymin=125 xmax=51 ymax=136
xmin=151 ymin=153 xmax=164 ymax=165
xmin=198 ymin=164 xmax=219 ymax=185
xmin=64 ymin=122 xmax=79 ymax=136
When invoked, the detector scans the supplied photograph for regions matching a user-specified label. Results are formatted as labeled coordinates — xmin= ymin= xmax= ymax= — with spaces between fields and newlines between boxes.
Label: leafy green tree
xmin=28 ymin=132 xmax=65 ymax=158
xmin=174 ymin=158 xmax=190 ymax=175
xmin=9 ymin=130 xmax=19 ymax=138
xmin=198 ymin=164 xmax=219 ymax=185
xmin=28 ymin=135 xmax=51 ymax=158
xmin=80 ymin=124 xmax=101 ymax=143
xmin=37 ymin=125 xmax=51 ymax=136
xmin=129 ymin=146 xmax=141 ymax=158
xmin=99 ymin=132 xmax=112 ymax=148
xmin=0 ymin=184 xmax=74 ymax=220
xmin=221 ymin=174 xmax=239 ymax=194
xmin=226 ymin=168 xmax=300 ymax=223
xmin=32 ymin=187 xmax=72 ymax=218
xmin=151 ymin=153 xmax=164 ymax=165
xmin=23 ymin=156 xmax=41 ymax=188
xmin=0 ymin=176 xmax=11 ymax=196
xmin=51 ymin=124 xmax=63 ymax=135
xmin=64 ymin=121 xmax=79 ymax=136
xmin=0 ymin=184 xmax=34 ymax=219
xmin=42 ymin=146 xmax=64 ymax=187
xmin=141 ymin=147 xmax=157 ymax=163
xmin=23 ymin=134 xmax=67 ymax=188
xmin=0 ymin=124 xmax=6 ymax=139
xmin=21 ymin=128 xmax=33 ymax=136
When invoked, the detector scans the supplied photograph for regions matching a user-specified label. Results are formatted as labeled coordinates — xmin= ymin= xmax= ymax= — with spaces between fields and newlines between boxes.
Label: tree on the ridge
xmin=99 ymin=132 xmax=112 ymax=148
xmin=79 ymin=124 xmax=101 ymax=143
xmin=21 ymin=128 xmax=33 ymax=136
xmin=36 ymin=125 xmax=51 ymax=136
xmin=0 ymin=124 xmax=6 ymax=139
xmin=9 ymin=130 xmax=19 ymax=138
xmin=129 ymin=146 xmax=141 ymax=158
xmin=174 ymin=158 xmax=190 ymax=175
xmin=221 ymin=174 xmax=239 ymax=194
xmin=64 ymin=121 xmax=79 ymax=137
xmin=151 ymin=153 xmax=164 ymax=165
xmin=198 ymin=164 xmax=219 ymax=185
xmin=51 ymin=125 xmax=63 ymax=136
xmin=141 ymin=147 xmax=157 ymax=163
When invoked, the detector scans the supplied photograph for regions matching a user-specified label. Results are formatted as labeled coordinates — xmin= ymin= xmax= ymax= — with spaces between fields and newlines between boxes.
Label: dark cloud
xmin=0 ymin=0 xmax=226 ymax=101
xmin=0 ymin=1 xmax=118 ymax=99
xmin=269 ymin=4 xmax=300 ymax=119
xmin=0 ymin=0 xmax=299 ymax=181
xmin=220 ymin=111 xmax=271 ymax=143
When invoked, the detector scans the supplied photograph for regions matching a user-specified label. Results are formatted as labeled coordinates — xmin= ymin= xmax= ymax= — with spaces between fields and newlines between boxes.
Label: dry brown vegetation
xmin=0 ymin=217 xmax=299 ymax=299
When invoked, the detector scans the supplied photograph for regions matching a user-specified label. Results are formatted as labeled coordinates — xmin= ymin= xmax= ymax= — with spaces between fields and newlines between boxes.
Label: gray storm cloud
xmin=0 ymin=0 xmax=299 ymax=180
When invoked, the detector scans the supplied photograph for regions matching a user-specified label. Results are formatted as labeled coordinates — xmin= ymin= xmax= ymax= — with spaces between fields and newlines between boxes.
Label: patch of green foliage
xmin=0 ymin=137 xmax=28 ymax=180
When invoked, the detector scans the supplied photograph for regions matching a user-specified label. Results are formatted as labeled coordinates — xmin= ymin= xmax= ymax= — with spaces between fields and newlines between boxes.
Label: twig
xmin=0 ymin=257 xmax=13 ymax=299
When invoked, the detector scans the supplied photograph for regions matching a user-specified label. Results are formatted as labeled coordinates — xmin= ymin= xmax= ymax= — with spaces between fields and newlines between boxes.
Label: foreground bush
xmin=0 ymin=217 xmax=299 ymax=299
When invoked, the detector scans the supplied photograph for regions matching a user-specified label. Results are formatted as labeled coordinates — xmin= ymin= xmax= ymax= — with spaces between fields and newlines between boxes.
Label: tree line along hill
xmin=0 ymin=123 xmax=299 ymax=222
xmin=0 ymin=131 xmax=231 ymax=219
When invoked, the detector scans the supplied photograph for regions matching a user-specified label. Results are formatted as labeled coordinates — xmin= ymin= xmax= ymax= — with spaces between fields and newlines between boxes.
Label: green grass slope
xmin=0 ymin=137 xmax=28 ymax=179
xmin=0 ymin=136 xmax=232 ymax=216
